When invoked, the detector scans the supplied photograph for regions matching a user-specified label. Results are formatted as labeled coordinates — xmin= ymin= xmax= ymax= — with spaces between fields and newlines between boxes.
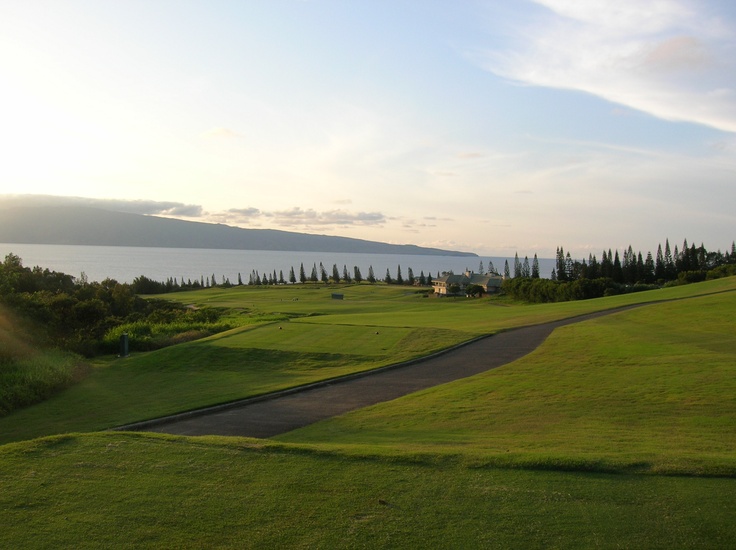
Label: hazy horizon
xmin=2 ymin=1 xmax=735 ymax=257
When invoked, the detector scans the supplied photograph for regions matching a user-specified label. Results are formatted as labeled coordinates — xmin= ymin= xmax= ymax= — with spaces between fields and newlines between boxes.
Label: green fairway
xmin=2 ymin=432 xmax=734 ymax=549
xmin=1 ymin=277 xmax=735 ymax=547
xmin=1 ymin=277 xmax=734 ymax=445
xmin=278 ymin=289 xmax=736 ymax=476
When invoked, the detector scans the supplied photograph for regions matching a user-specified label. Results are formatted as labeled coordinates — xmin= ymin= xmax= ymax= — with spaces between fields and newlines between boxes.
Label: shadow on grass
xmin=122 ymin=341 xmax=382 ymax=375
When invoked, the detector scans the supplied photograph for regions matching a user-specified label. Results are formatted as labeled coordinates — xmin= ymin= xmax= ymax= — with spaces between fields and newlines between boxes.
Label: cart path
xmin=120 ymin=306 xmax=640 ymax=439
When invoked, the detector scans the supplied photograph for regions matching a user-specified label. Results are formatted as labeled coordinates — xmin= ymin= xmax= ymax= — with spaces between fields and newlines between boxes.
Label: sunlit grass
xmin=2 ymin=278 xmax=736 ymax=547
xmin=277 ymin=290 xmax=736 ymax=476
xmin=1 ymin=278 xmax=734 ymax=445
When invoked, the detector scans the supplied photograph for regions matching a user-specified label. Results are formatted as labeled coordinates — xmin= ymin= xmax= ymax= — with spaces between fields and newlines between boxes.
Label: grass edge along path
xmin=276 ymin=289 xmax=736 ymax=478
xmin=124 ymin=304 xmax=647 ymax=438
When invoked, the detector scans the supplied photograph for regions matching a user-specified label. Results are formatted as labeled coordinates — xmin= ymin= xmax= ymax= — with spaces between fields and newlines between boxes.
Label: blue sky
xmin=1 ymin=0 xmax=735 ymax=257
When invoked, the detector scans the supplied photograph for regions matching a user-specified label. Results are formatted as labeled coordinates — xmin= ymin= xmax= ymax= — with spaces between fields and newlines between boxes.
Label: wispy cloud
xmin=214 ymin=206 xmax=387 ymax=229
xmin=478 ymin=0 xmax=736 ymax=132
xmin=0 ymin=194 xmax=203 ymax=217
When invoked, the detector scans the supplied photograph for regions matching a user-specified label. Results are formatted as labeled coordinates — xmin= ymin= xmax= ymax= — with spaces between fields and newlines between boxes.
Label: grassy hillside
xmin=2 ymin=432 xmax=734 ymax=549
xmin=1 ymin=278 xmax=734 ymax=445
xmin=1 ymin=278 xmax=735 ymax=547
xmin=278 ymin=289 xmax=736 ymax=476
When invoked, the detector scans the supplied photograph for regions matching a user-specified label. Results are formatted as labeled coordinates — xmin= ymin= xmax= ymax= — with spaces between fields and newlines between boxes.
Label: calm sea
xmin=0 ymin=243 xmax=555 ymax=284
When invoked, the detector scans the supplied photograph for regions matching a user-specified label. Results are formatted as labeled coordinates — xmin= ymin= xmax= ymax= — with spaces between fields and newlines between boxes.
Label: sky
xmin=1 ymin=0 xmax=735 ymax=258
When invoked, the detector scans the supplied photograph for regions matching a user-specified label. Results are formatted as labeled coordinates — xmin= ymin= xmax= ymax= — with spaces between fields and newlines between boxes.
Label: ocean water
xmin=0 ymin=243 xmax=555 ymax=284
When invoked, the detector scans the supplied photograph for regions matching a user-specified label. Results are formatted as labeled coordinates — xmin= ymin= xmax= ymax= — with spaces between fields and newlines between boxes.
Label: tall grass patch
xmin=0 ymin=351 xmax=83 ymax=416
xmin=102 ymin=318 xmax=234 ymax=352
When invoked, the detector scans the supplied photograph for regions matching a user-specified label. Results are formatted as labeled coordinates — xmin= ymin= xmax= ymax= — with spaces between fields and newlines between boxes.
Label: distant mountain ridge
xmin=0 ymin=205 xmax=476 ymax=257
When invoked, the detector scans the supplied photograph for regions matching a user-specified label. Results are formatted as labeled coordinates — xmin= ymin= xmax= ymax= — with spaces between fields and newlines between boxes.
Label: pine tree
xmin=664 ymin=239 xmax=676 ymax=280
xmin=522 ymin=256 xmax=531 ymax=278
xmin=644 ymin=251 xmax=655 ymax=284
xmin=531 ymin=254 xmax=540 ymax=279
xmin=396 ymin=265 xmax=404 ymax=285
xmin=384 ymin=268 xmax=393 ymax=284
xmin=479 ymin=260 xmax=485 ymax=274
xmin=310 ymin=263 xmax=318 ymax=282
xmin=555 ymin=247 xmax=567 ymax=281
xmin=343 ymin=265 xmax=351 ymax=283
xmin=419 ymin=270 xmax=426 ymax=286
xmin=353 ymin=266 xmax=363 ymax=283
xmin=513 ymin=253 xmax=521 ymax=278
xmin=504 ymin=260 xmax=510 ymax=279
xmin=279 ymin=270 xmax=285 ymax=285
xmin=332 ymin=264 xmax=340 ymax=283
xmin=289 ymin=266 xmax=296 ymax=284
xmin=565 ymin=252 xmax=574 ymax=281
xmin=488 ymin=261 xmax=496 ymax=275
xmin=635 ymin=252 xmax=644 ymax=283
xmin=367 ymin=265 xmax=376 ymax=283
xmin=320 ymin=262 xmax=328 ymax=283
xmin=299 ymin=263 xmax=307 ymax=284
xmin=601 ymin=250 xmax=613 ymax=279
xmin=586 ymin=254 xmax=599 ymax=279
xmin=612 ymin=251 xmax=623 ymax=283
xmin=655 ymin=244 xmax=665 ymax=280
xmin=623 ymin=246 xmax=636 ymax=284
xmin=407 ymin=267 xmax=415 ymax=285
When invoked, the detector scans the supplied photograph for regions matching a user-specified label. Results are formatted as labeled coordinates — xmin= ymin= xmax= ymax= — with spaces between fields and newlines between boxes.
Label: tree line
xmin=132 ymin=263 xmax=435 ymax=294
xmin=502 ymin=239 xmax=736 ymax=303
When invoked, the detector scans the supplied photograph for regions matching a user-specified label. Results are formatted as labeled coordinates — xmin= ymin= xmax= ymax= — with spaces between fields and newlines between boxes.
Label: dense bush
xmin=0 ymin=351 xmax=82 ymax=416
xmin=0 ymin=254 xmax=231 ymax=357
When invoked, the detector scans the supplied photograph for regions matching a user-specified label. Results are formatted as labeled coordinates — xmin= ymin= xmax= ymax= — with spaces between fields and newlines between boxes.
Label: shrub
xmin=0 ymin=351 xmax=83 ymax=416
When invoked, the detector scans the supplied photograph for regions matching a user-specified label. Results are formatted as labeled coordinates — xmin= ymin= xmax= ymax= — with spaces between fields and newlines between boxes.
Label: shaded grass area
xmin=277 ymin=291 xmax=736 ymax=476
xmin=0 ymin=323 xmax=471 ymax=444
xmin=1 ymin=432 xmax=734 ymax=549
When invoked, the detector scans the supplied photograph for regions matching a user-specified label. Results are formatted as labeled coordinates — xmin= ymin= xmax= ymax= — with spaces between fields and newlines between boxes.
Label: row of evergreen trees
xmin=551 ymin=239 xmax=736 ymax=284
xmin=133 ymin=263 xmax=436 ymax=294
xmin=502 ymin=239 xmax=736 ymax=303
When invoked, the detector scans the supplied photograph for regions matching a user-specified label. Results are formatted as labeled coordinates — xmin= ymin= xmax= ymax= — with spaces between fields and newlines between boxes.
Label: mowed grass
xmin=163 ymin=276 xmax=736 ymax=335
xmin=1 ymin=432 xmax=734 ymax=549
xmin=1 ymin=278 xmax=734 ymax=445
xmin=0 ymin=321 xmax=470 ymax=444
xmin=277 ymin=289 xmax=736 ymax=476
xmin=1 ymin=278 xmax=735 ymax=547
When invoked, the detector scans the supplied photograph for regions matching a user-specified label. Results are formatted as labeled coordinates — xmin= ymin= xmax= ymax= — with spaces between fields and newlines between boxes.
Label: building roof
xmin=434 ymin=271 xmax=503 ymax=287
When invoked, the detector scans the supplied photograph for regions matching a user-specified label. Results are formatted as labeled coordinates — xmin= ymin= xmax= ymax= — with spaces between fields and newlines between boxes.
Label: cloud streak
xmin=479 ymin=0 xmax=736 ymax=132
xmin=0 ymin=195 xmax=203 ymax=217
xmin=220 ymin=207 xmax=386 ymax=228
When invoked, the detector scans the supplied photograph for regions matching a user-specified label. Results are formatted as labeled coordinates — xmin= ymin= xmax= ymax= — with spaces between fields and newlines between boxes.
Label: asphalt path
xmin=120 ymin=306 xmax=639 ymax=439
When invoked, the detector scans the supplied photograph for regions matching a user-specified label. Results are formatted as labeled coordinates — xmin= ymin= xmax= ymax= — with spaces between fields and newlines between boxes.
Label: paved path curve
xmin=121 ymin=306 xmax=640 ymax=439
